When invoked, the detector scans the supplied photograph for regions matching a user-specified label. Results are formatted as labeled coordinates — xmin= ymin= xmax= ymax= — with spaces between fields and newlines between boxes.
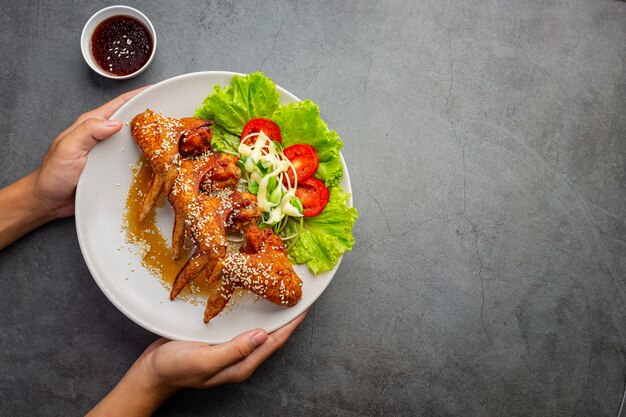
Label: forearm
xmin=0 ymin=172 xmax=55 ymax=249
xmin=86 ymin=361 xmax=177 ymax=417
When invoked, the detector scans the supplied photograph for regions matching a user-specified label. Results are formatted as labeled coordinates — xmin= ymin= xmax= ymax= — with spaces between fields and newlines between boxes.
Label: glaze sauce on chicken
xmin=91 ymin=15 xmax=153 ymax=76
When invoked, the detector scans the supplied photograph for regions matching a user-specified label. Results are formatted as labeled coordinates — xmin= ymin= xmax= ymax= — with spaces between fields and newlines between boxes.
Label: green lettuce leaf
xmin=195 ymin=72 xmax=281 ymax=135
xmin=289 ymin=186 xmax=358 ymax=274
xmin=210 ymin=125 xmax=240 ymax=154
xmin=272 ymin=100 xmax=344 ymax=187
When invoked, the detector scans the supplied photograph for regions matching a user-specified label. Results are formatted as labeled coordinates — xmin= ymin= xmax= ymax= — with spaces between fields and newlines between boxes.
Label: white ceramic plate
xmin=76 ymin=71 xmax=351 ymax=344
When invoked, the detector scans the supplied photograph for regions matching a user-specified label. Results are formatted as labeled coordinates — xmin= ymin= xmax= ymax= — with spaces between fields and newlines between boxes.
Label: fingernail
xmin=105 ymin=119 xmax=121 ymax=127
xmin=250 ymin=331 xmax=268 ymax=348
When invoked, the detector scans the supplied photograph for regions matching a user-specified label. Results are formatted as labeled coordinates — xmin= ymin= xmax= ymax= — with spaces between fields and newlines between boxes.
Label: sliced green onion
xmin=268 ymin=186 xmax=282 ymax=205
xmin=291 ymin=197 xmax=303 ymax=214
xmin=255 ymin=162 xmax=267 ymax=175
xmin=236 ymin=160 xmax=248 ymax=179
xmin=267 ymin=176 xmax=278 ymax=193
xmin=248 ymin=181 xmax=259 ymax=194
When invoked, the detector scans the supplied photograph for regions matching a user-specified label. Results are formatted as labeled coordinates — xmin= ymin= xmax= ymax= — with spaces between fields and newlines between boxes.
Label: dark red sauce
xmin=91 ymin=15 xmax=153 ymax=76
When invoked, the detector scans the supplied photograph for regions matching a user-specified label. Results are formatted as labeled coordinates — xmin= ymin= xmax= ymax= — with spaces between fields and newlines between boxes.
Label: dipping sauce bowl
xmin=81 ymin=6 xmax=157 ymax=79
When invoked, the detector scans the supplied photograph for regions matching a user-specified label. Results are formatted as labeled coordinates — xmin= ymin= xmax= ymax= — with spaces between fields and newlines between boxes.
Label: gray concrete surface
xmin=1 ymin=0 xmax=625 ymax=416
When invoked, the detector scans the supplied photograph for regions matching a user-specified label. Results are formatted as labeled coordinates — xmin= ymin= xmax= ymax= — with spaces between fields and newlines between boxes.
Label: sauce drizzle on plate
xmin=124 ymin=158 xmax=216 ymax=300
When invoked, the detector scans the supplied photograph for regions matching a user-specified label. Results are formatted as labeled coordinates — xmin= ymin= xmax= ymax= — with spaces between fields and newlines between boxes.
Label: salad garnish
xmin=196 ymin=72 xmax=358 ymax=273
xmin=236 ymin=130 xmax=304 ymax=239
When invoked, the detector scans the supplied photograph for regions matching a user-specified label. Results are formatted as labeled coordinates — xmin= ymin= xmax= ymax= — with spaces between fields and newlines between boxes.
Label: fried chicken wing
xmin=200 ymin=152 xmax=240 ymax=192
xmin=204 ymin=226 xmax=303 ymax=322
xmin=129 ymin=109 xmax=302 ymax=322
xmin=130 ymin=111 xmax=218 ymax=221
xmin=131 ymin=111 xmax=180 ymax=221
xmin=178 ymin=119 xmax=213 ymax=158
xmin=169 ymin=156 xmax=228 ymax=258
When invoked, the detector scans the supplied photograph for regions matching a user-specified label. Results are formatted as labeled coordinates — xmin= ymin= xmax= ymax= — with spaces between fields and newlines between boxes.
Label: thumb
xmin=65 ymin=118 xmax=122 ymax=154
xmin=203 ymin=329 xmax=268 ymax=371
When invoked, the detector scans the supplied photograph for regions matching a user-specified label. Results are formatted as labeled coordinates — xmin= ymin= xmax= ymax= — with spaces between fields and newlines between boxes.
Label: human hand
xmin=140 ymin=311 xmax=308 ymax=391
xmin=0 ymin=86 xmax=149 ymax=250
xmin=32 ymin=86 xmax=148 ymax=219
xmin=86 ymin=312 xmax=308 ymax=417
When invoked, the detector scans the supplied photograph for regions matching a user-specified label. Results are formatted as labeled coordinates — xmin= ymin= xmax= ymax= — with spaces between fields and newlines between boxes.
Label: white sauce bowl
xmin=81 ymin=5 xmax=157 ymax=79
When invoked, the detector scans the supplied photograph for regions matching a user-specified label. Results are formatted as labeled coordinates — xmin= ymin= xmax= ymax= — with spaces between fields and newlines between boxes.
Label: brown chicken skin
xmin=131 ymin=110 xmax=214 ymax=221
xmin=204 ymin=226 xmax=303 ymax=323
xmin=129 ymin=109 xmax=303 ymax=322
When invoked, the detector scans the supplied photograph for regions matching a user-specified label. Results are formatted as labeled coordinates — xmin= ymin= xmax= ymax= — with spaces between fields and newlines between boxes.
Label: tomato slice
xmin=283 ymin=144 xmax=319 ymax=186
xmin=295 ymin=178 xmax=329 ymax=217
xmin=241 ymin=118 xmax=281 ymax=144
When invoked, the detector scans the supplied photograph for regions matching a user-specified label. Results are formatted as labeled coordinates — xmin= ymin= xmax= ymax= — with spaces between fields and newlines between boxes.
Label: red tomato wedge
xmin=241 ymin=118 xmax=282 ymax=144
xmin=295 ymin=178 xmax=329 ymax=217
xmin=283 ymin=144 xmax=319 ymax=186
